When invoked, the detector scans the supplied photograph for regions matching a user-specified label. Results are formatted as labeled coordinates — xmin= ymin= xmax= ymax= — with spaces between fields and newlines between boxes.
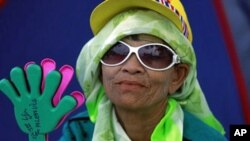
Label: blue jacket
xmin=59 ymin=110 xmax=228 ymax=141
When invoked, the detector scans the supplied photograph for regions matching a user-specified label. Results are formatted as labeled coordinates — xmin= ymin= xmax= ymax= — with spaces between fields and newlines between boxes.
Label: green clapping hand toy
xmin=0 ymin=58 xmax=85 ymax=141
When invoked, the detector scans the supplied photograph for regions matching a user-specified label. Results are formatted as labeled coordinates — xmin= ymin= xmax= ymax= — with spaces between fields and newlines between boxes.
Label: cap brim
xmin=90 ymin=0 xmax=182 ymax=36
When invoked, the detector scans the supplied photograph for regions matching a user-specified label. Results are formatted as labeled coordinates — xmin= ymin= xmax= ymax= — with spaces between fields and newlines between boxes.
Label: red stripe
xmin=170 ymin=5 xmax=175 ymax=11
xmin=213 ymin=0 xmax=250 ymax=123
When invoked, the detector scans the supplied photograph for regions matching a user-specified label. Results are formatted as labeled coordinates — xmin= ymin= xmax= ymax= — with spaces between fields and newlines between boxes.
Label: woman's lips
xmin=116 ymin=80 xmax=147 ymax=91
xmin=121 ymin=80 xmax=143 ymax=85
xmin=117 ymin=80 xmax=145 ymax=86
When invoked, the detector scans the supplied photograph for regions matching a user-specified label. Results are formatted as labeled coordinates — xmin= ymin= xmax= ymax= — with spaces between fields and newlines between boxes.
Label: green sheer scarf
xmin=76 ymin=9 xmax=225 ymax=140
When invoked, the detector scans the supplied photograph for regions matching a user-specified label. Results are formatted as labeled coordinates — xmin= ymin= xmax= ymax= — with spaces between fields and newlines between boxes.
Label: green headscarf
xmin=76 ymin=9 xmax=225 ymax=140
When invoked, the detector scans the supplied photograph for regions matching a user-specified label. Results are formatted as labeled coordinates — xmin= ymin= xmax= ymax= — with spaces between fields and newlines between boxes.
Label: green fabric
xmin=111 ymin=98 xmax=183 ymax=141
xmin=60 ymin=112 xmax=94 ymax=141
xmin=60 ymin=110 xmax=228 ymax=141
xmin=151 ymin=98 xmax=183 ymax=141
xmin=76 ymin=9 xmax=225 ymax=141
xmin=183 ymin=111 xmax=228 ymax=141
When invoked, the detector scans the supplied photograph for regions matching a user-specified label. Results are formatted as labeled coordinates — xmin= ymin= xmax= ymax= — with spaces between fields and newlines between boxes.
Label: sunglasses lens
xmin=139 ymin=45 xmax=173 ymax=69
xmin=101 ymin=42 xmax=177 ymax=70
xmin=101 ymin=42 xmax=129 ymax=65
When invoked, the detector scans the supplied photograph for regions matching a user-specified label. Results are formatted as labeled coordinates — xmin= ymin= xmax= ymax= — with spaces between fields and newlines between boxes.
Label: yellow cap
xmin=90 ymin=0 xmax=193 ymax=42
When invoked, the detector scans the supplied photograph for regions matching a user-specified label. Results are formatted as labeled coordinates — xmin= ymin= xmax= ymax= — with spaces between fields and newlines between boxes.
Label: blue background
xmin=0 ymin=0 xmax=249 ymax=140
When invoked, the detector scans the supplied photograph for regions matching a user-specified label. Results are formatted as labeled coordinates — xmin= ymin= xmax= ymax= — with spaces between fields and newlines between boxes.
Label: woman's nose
xmin=121 ymin=54 xmax=145 ymax=74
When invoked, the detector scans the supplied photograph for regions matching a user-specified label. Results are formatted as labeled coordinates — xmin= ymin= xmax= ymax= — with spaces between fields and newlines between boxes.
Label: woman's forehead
xmin=122 ymin=34 xmax=165 ymax=44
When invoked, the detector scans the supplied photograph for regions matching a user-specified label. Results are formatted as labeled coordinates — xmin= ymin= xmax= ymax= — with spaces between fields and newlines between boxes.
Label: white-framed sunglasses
xmin=101 ymin=41 xmax=180 ymax=71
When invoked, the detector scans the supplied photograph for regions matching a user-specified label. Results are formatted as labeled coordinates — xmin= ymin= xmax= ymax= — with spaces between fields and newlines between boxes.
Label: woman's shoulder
xmin=59 ymin=111 xmax=94 ymax=141
xmin=59 ymin=110 xmax=228 ymax=141
xmin=183 ymin=110 xmax=228 ymax=141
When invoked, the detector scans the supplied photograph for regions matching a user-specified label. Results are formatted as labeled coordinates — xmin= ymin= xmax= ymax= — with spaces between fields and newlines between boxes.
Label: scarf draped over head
xmin=76 ymin=9 xmax=225 ymax=140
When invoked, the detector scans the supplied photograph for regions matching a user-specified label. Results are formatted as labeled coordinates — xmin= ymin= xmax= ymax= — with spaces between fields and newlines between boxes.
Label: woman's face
xmin=101 ymin=34 xmax=183 ymax=111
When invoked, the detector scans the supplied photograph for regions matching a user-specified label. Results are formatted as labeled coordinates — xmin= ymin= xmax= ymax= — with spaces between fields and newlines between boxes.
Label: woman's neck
xmin=114 ymin=100 xmax=167 ymax=141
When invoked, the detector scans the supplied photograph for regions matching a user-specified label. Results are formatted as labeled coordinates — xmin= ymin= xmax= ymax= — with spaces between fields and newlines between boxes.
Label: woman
xmin=60 ymin=0 xmax=227 ymax=140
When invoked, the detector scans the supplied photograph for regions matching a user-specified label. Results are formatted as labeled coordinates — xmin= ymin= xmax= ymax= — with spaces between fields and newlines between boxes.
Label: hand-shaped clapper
xmin=0 ymin=58 xmax=85 ymax=141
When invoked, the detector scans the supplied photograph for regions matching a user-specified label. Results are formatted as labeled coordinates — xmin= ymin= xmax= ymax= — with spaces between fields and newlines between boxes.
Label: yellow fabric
xmin=169 ymin=0 xmax=193 ymax=42
xmin=90 ymin=0 xmax=193 ymax=42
